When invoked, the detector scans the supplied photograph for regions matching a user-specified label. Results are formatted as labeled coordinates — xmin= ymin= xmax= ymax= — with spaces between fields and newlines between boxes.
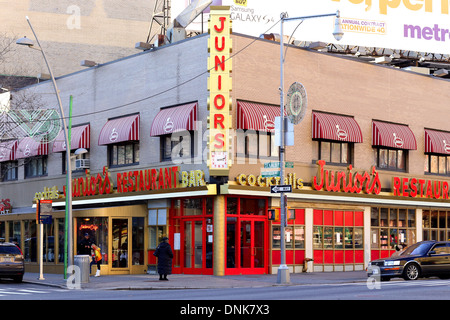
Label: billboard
xmin=172 ymin=0 xmax=450 ymax=54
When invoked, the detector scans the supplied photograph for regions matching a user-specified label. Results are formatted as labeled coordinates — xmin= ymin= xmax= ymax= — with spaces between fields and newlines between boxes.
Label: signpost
xmin=36 ymin=199 xmax=52 ymax=280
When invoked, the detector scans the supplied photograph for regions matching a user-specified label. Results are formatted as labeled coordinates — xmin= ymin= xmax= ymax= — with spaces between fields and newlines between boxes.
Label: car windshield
xmin=401 ymin=242 xmax=433 ymax=256
xmin=0 ymin=246 xmax=21 ymax=255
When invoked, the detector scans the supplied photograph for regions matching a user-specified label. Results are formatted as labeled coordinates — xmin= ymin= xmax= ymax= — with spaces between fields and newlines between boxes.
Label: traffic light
xmin=287 ymin=208 xmax=295 ymax=220
xmin=268 ymin=208 xmax=280 ymax=221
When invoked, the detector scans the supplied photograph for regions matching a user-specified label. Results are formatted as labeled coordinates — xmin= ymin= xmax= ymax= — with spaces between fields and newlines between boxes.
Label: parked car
xmin=368 ymin=240 xmax=450 ymax=281
xmin=0 ymin=242 xmax=24 ymax=283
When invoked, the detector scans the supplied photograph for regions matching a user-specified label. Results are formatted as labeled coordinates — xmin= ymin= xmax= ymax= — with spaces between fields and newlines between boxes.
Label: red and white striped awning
xmin=425 ymin=128 xmax=450 ymax=154
xmin=312 ymin=111 xmax=363 ymax=143
xmin=16 ymin=137 xmax=48 ymax=159
xmin=98 ymin=114 xmax=140 ymax=145
xmin=236 ymin=101 xmax=281 ymax=132
xmin=150 ymin=103 xmax=197 ymax=136
xmin=52 ymin=124 xmax=90 ymax=152
xmin=372 ymin=120 xmax=417 ymax=150
xmin=0 ymin=140 xmax=18 ymax=163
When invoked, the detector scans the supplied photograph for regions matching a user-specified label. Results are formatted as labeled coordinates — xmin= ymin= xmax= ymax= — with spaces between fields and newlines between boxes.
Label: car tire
xmin=403 ymin=263 xmax=420 ymax=280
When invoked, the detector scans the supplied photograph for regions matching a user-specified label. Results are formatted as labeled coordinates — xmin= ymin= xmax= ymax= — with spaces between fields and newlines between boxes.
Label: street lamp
xmin=277 ymin=10 xmax=343 ymax=284
xmin=16 ymin=16 xmax=74 ymax=278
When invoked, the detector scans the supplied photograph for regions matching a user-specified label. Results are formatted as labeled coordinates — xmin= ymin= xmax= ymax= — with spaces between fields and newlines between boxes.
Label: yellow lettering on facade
xmin=181 ymin=170 xmax=206 ymax=188
xmin=235 ymin=173 xmax=304 ymax=189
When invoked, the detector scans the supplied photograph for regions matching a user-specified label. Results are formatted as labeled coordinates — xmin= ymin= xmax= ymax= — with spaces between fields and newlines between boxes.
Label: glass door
xmin=183 ymin=219 xmax=204 ymax=274
xmin=239 ymin=218 xmax=266 ymax=274
xmin=112 ymin=218 xmax=128 ymax=269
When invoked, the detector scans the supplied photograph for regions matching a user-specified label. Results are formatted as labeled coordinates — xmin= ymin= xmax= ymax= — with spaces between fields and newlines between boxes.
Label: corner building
xmin=2 ymin=8 xmax=450 ymax=276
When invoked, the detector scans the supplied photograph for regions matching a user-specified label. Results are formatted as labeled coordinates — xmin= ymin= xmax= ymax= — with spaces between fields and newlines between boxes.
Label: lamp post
xmin=16 ymin=16 xmax=74 ymax=276
xmin=277 ymin=11 xmax=343 ymax=284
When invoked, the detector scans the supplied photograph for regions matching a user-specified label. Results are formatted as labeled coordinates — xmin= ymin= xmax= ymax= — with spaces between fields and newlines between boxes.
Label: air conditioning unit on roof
xmin=75 ymin=159 xmax=90 ymax=170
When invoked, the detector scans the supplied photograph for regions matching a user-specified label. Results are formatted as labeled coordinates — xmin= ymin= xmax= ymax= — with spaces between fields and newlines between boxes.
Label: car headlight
xmin=384 ymin=260 xmax=400 ymax=266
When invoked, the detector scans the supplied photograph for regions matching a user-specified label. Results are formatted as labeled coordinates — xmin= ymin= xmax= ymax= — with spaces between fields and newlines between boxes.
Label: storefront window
xmin=371 ymin=207 xmax=416 ymax=251
xmin=23 ymin=220 xmax=36 ymax=262
xmin=0 ymin=221 xmax=5 ymax=240
xmin=423 ymin=210 xmax=450 ymax=241
xmin=132 ymin=217 xmax=145 ymax=265
xmin=148 ymin=208 xmax=167 ymax=249
xmin=240 ymin=198 xmax=265 ymax=215
xmin=294 ymin=226 xmax=305 ymax=249
xmin=8 ymin=221 xmax=20 ymax=248
xmin=272 ymin=225 xmax=305 ymax=249
xmin=43 ymin=221 xmax=55 ymax=262
xmin=227 ymin=197 xmax=238 ymax=215
xmin=313 ymin=209 xmax=364 ymax=269
xmin=76 ymin=217 xmax=108 ymax=263
xmin=183 ymin=199 xmax=202 ymax=215
xmin=58 ymin=219 xmax=65 ymax=263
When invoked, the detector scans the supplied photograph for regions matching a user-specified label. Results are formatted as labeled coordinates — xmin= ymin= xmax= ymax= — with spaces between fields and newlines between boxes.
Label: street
xmin=2 ymin=277 xmax=450 ymax=301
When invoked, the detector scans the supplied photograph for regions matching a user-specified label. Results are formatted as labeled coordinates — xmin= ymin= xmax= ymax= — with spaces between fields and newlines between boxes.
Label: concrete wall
xmin=1 ymin=0 xmax=158 ymax=77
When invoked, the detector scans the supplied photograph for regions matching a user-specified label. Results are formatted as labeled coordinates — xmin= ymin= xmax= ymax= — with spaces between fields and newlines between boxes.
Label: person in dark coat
xmin=153 ymin=237 xmax=173 ymax=281
xmin=78 ymin=233 xmax=93 ymax=255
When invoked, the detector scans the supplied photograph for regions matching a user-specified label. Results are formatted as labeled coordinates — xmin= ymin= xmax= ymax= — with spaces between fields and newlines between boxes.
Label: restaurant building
xmin=2 ymin=7 xmax=450 ymax=276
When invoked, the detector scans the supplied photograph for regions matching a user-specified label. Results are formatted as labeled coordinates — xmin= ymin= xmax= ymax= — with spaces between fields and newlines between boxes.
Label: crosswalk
xmin=0 ymin=287 xmax=65 ymax=298
xmin=343 ymin=278 xmax=450 ymax=288
xmin=306 ymin=278 xmax=450 ymax=288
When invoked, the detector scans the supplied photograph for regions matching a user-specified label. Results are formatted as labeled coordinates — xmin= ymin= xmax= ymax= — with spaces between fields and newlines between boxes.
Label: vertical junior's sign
xmin=208 ymin=6 xmax=232 ymax=176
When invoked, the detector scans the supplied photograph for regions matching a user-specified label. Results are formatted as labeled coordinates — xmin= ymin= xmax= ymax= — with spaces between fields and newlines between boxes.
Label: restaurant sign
xmin=236 ymin=160 xmax=382 ymax=195
xmin=207 ymin=6 xmax=233 ymax=176
xmin=61 ymin=166 xmax=206 ymax=198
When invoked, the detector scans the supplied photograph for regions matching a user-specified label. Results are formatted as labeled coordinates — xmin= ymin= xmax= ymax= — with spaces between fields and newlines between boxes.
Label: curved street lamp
xmin=16 ymin=16 xmax=73 ymax=279
xmin=277 ymin=11 xmax=343 ymax=284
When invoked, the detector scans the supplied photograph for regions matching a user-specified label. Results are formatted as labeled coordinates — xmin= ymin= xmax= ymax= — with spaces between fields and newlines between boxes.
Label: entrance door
xmin=112 ymin=218 xmax=129 ymax=269
xmin=240 ymin=219 xmax=266 ymax=273
xmin=183 ymin=219 xmax=212 ymax=274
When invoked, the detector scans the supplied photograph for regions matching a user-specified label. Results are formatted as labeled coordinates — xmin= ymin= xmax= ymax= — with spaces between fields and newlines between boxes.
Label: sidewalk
xmin=23 ymin=270 xmax=369 ymax=290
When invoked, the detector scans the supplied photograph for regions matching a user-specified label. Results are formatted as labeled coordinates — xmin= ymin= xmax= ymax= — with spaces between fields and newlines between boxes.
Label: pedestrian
xmin=91 ymin=244 xmax=102 ymax=277
xmin=153 ymin=237 xmax=173 ymax=281
xmin=78 ymin=233 xmax=93 ymax=255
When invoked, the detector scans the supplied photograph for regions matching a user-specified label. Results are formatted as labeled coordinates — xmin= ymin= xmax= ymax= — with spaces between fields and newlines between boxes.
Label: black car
xmin=367 ymin=240 xmax=450 ymax=281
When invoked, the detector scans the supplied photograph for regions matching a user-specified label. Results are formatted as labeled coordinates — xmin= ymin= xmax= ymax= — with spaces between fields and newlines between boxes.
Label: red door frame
xmin=172 ymin=217 xmax=213 ymax=275
xmin=225 ymin=196 xmax=269 ymax=275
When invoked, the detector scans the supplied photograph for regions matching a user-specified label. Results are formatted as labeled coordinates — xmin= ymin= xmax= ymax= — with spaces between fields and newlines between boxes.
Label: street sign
xmin=261 ymin=170 xmax=280 ymax=178
xmin=39 ymin=214 xmax=52 ymax=225
xmin=36 ymin=199 xmax=52 ymax=224
xmin=270 ymin=185 xmax=292 ymax=193
xmin=263 ymin=161 xmax=294 ymax=169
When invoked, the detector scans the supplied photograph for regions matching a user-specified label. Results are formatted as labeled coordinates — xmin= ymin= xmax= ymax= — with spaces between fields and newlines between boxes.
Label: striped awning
xmin=0 ymin=140 xmax=18 ymax=163
xmin=372 ymin=120 xmax=417 ymax=150
xmin=236 ymin=101 xmax=281 ymax=132
xmin=16 ymin=137 xmax=48 ymax=159
xmin=150 ymin=103 xmax=197 ymax=136
xmin=98 ymin=114 xmax=140 ymax=145
xmin=425 ymin=129 xmax=450 ymax=154
xmin=312 ymin=111 xmax=363 ymax=143
xmin=52 ymin=124 xmax=90 ymax=152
